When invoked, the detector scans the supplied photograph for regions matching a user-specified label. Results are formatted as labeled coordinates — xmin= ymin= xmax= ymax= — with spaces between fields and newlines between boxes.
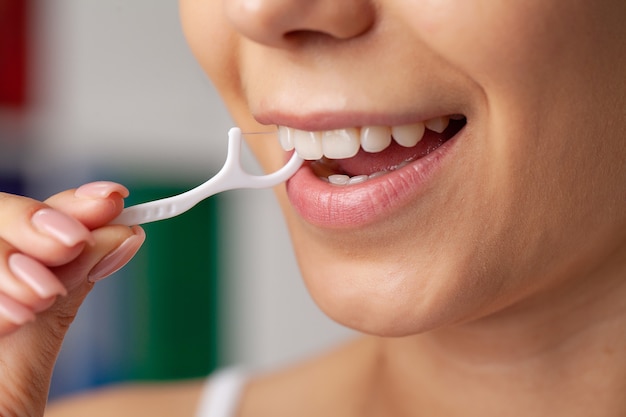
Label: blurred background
xmin=0 ymin=0 xmax=353 ymax=400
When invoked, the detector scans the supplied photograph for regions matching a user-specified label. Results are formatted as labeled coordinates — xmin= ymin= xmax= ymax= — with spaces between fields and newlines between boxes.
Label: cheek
xmin=404 ymin=1 xmax=573 ymax=92
xmin=180 ymin=0 xmax=284 ymax=172
xmin=179 ymin=0 xmax=241 ymax=100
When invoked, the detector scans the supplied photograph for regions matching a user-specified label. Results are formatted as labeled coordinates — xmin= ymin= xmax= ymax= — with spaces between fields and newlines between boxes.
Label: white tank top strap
xmin=195 ymin=368 xmax=250 ymax=417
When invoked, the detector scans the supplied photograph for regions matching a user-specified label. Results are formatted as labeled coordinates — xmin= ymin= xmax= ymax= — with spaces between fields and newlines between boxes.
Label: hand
xmin=0 ymin=182 xmax=145 ymax=416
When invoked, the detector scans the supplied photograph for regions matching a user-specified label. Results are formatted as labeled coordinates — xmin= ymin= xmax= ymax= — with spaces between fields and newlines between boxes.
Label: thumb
xmin=0 ymin=225 xmax=144 ymax=416
xmin=42 ymin=224 xmax=144 ymax=350
xmin=53 ymin=224 xmax=145 ymax=294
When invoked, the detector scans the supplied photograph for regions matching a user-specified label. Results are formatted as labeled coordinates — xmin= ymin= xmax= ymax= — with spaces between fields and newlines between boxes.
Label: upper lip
xmin=254 ymin=110 xmax=465 ymax=132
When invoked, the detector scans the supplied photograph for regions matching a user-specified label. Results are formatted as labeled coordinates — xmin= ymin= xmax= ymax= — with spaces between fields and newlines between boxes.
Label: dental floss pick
xmin=111 ymin=127 xmax=303 ymax=226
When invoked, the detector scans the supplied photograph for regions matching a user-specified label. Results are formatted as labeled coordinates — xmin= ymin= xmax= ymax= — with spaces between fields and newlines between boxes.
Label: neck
xmin=373 ymin=253 xmax=626 ymax=417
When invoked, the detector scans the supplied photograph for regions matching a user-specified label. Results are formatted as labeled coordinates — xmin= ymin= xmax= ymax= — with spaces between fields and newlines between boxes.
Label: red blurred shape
xmin=0 ymin=0 xmax=29 ymax=108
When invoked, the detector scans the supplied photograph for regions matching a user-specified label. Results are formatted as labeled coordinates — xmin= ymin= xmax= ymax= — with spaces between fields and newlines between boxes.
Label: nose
xmin=225 ymin=0 xmax=376 ymax=47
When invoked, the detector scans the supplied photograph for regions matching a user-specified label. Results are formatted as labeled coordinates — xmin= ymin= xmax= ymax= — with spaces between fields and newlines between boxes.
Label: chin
xmin=296 ymin=250 xmax=496 ymax=338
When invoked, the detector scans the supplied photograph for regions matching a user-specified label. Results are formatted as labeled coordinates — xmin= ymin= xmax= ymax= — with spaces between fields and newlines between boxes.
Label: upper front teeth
xmin=361 ymin=126 xmax=392 ymax=152
xmin=391 ymin=123 xmax=425 ymax=147
xmin=322 ymin=128 xmax=360 ymax=159
xmin=279 ymin=116 xmax=450 ymax=160
xmin=291 ymin=130 xmax=323 ymax=160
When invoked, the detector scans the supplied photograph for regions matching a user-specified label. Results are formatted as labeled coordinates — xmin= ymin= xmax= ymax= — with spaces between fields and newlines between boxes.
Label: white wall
xmin=28 ymin=0 xmax=231 ymax=174
xmin=27 ymin=0 xmax=353 ymax=373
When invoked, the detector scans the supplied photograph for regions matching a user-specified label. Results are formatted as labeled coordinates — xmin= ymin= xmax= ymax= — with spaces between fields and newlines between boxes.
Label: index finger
xmin=44 ymin=182 xmax=129 ymax=230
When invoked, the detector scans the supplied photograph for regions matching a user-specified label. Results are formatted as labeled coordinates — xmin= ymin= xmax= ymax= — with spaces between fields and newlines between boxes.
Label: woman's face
xmin=180 ymin=0 xmax=626 ymax=335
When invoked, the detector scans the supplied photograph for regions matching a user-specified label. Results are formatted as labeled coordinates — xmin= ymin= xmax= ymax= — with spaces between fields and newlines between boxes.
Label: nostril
xmin=283 ymin=29 xmax=337 ymax=45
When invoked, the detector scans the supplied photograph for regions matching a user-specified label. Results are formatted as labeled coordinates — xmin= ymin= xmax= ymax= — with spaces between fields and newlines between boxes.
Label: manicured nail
xmin=75 ymin=181 xmax=129 ymax=199
xmin=88 ymin=226 xmax=146 ymax=283
xmin=9 ymin=253 xmax=67 ymax=298
xmin=0 ymin=293 xmax=36 ymax=325
xmin=31 ymin=208 xmax=95 ymax=247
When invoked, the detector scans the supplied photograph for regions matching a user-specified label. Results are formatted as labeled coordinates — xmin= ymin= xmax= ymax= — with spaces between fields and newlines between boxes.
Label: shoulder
xmin=45 ymin=380 xmax=204 ymax=417
xmin=237 ymin=336 xmax=377 ymax=417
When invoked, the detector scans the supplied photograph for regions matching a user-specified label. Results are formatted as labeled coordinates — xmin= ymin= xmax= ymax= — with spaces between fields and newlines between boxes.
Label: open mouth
xmin=278 ymin=115 xmax=467 ymax=186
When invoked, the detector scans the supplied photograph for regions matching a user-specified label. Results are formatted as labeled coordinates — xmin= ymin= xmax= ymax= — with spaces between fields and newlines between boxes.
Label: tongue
xmin=314 ymin=130 xmax=448 ymax=177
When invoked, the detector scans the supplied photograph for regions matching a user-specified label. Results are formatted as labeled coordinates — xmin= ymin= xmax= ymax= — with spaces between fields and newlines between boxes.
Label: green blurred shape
xmin=122 ymin=182 xmax=223 ymax=381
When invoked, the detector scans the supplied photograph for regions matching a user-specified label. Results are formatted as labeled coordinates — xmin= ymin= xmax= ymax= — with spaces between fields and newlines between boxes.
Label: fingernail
xmin=31 ymin=208 xmax=95 ymax=247
xmin=75 ymin=181 xmax=129 ymax=199
xmin=88 ymin=226 xmax=145 ymax=283
xmin=8 ymin=253 xmax=68 ymax=298
xmin=0 ymin=293 xmax=36 ymax=325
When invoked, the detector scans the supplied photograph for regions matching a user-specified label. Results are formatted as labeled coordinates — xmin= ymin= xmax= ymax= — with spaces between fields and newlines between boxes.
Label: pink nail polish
xmin=31 ymin=208 xmax=95 ymax=247
xmin=0 ymin=293 xmax=36 ymax=325
xmin=8 ymin=253 xmax=68 ymax=298
xmin=75 ymin=181 xmax=129 ymax=199
xmin=88 ymin=226 xmax=146 ymax=283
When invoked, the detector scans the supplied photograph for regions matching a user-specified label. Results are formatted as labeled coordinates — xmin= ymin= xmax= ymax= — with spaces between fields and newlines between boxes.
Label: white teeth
xmin=325 ymin=172 xmax=389 ymax=186
xmin=279 ymin=116 xmax=459 ymax=160
xmin=360 ymin=126 xmax=392 ymax=153
xmin=391 ymin=123 xmax=425 ymax=148
xmin=278 ymin=125 xmax=295 ymax=151
xmin=348 ymin=175 xmax=369 ymax=185
xmin=293 ymin=129 xmax=324 ymax=160
xmin=424 ymin=116 xmax=450 ymax=133
xmin=322 ymin=128 xmax=360 ymax=159
xmin=328 ymin=174 xmax=350 ymax=185
xmin=327 ymin=173 xmax=381 ymax=186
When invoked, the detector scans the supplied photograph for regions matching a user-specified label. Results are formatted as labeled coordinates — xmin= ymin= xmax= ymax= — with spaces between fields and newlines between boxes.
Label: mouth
xmin=277 ymin=114 xmax=467 ymax=228
xmin=279 ymin=115 xmax=466 ymax=185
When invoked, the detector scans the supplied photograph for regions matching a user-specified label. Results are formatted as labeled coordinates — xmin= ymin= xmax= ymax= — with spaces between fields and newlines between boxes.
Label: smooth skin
xmin=2 ymin=0 xmax=626 ymax=416
xmin=0 ymin=185 xmax=146 ymax=416
xmin=180 ymin=1 xmax=626 ymax=416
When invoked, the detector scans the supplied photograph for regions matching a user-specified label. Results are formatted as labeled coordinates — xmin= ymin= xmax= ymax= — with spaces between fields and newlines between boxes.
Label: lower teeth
xmin=326 ymin=174 xmax=370 ymax=185
xmin=322 ymin=160 xmax=411 ymax=186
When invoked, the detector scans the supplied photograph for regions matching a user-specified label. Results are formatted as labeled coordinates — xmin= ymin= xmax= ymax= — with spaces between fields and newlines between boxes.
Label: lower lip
xmin=285 ymin=129 xmax=464 ymax=228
